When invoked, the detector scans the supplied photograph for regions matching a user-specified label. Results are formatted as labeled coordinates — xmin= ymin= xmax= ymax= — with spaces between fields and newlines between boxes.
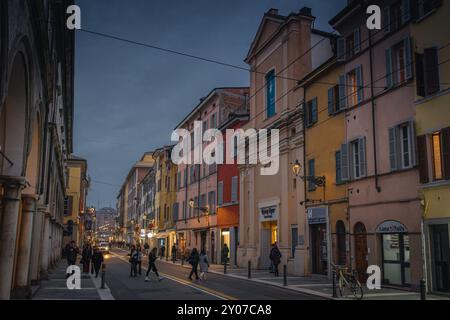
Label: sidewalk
xmin=160 ymin=259 xmax=450 ymax=300
xmin=32 ymin=260 xmax=113 ymax=300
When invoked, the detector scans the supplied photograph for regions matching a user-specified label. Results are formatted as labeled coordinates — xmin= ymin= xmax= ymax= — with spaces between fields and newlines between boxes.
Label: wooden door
xmin=354 ymin=222 xmax=368 ymax=283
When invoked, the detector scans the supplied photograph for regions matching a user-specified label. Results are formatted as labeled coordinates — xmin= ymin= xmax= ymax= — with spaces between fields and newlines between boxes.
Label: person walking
xmin=65 ymin=241 xmax=79 ymax=266
xmin=199 ymin=250 xmax=209 ymax=281
xmin=221 ymin=243 xmax=230 ymax=265
xmin=144 ymin=242 xmax=150 ymax=256
xmin=171 ymin=244 xmax=177 ymax=263
xmin=187 ymin=248 xmax=200 ymax=281
xmin=145 ymin=247 xmax=163 ymax=282
xmin=269 ymin=242 xmax=282 ymax=277
xmin=160 ymin=245 xmax=166 ymax=260
xmin=81 ymin=243 xmax=93 ymax=273
xmin=128 ymin=245 xmax=139 ymax=277
xmin=91 ymin=246 xmax=104 ymax=278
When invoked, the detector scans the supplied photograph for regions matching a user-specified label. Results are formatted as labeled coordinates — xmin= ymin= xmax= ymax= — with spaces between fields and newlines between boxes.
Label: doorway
xmin=354 ymin=222 xmax=368 ymax=283
xmin=200 ymin=231 xmax=207 ymax=253
xmin=381 ymin=233 xmax=411 ymax=286
xmin=311 ymin=224 xmax=327 ymax=275
xmin=260 ymin=221 xmax=277 ymax=269
xmin=431 ymin=224 xmax=450 ymax=292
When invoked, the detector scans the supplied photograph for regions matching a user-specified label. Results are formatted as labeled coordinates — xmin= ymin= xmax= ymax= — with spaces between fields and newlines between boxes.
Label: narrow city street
xmin=103 ymin=249 xmax=322 ymax=300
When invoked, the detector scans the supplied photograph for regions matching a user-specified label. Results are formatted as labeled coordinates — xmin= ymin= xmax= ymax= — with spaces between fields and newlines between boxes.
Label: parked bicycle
xmin=331 ymin=263 xmax=364 ymax=300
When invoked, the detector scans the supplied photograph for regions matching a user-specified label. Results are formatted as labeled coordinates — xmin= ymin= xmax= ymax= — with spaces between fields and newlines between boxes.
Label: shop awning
xmin=156 ymin=232 xmax=169 ymax=239
xmin=376 ymin=220 xmax=408 ymax=234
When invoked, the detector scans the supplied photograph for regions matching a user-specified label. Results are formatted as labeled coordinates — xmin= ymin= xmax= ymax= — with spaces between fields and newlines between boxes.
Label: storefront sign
xmin=307 ymin=207 xmax=327 ymax=224
xmin=260 ymin=206 xmax=277 ymax=222
xmin=376 ymin=220 xmax=407 ymax=234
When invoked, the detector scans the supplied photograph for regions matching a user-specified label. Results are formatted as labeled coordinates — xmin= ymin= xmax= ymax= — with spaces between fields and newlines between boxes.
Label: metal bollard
xmin=224 ymin=261 xmax=227 ymax=274
xmin=332 ymin=270 xmax=337 ymax=298
xmin=420 ymin=279 xmax=427 ymax=300
xmin=283 ymin=265 xmax=287 ymax=286
xmin=248 ymin=260 xmax=251 ymax=279
xmin=101 ymin=264 xmax=106 ymax=289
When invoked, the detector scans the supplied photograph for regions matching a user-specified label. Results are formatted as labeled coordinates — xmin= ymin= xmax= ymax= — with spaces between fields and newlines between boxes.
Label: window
xmin=327 ymin=85 xmax=341 ymax=115
xmin=201 ymin=194 xmax=207 ymax=211
xmin=305 ymin=97 xmax=318 ymax=127
xmin=208 ymin=191 xmax=216 ymax=214
xmin=341 ymin=137 xmax=366 ymax=180
xmin=308 ymin=159 xmax=316 ymax=191
xmin=384 ymin=0 xmax=411 ymax=34
xmin=210 ymin=113 xmax=217 ymax=129
xmin=432 ymin=132 xmax=443 ymax=180
xmin=337 ymin=27 xmax=361 ymax=62
xmin=218 ymin=181 xmax=224 ymax=206
xmin=182 ymin=201 xmax=186 ymax=219
xmin=386 ymin=38 xmax=412 ymax=88
xmin=64 ymin=196 xmax=73 ymax=216
xmin=231 ymin=176 xmax=238 ymax=202
xmin=416 ymin=47 xmax=440 ymax=97
xmin=347 ymin=70 xmax=358 ymax=107
xmin=173 ymin=203 xmax=179 ymax=222
xmin=416 ymin=0 xmax=442 ymax=20
xmin=266 ymin=70 xmax=276 ymax=118
xmin=389 ymin=121 xmax=416 ymax=171
xmin=202 ymin=120 xmax=208 ymax=132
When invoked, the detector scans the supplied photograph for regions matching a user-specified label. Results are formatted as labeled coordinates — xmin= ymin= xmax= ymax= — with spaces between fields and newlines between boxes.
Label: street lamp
xmin=291 ymin=159 xmax=326 ymax=187
xmin=189 ymin=198 xmax=209 ymax=223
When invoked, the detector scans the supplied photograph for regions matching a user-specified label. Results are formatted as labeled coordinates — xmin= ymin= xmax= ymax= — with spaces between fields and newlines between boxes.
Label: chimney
xmin=299 ymin=7 xmax=312 ymax=17
xmin=267 ymin=8 xmax=279 ymax=16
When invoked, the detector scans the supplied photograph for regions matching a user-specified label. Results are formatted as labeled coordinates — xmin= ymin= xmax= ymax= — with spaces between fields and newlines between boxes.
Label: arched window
xmin=336 ymin=220 xmax=346 ymax=265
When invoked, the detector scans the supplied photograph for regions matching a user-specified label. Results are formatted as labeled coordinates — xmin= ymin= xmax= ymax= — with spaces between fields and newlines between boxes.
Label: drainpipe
xmin=302 ymin=86 xmax=309 ymax=275
xmin=369 ymin=29 xmax=381 ymax=193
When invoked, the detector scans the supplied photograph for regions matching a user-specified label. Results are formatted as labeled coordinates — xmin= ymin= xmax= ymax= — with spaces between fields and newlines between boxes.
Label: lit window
xmin=432 ymin=132 xmax=443 ymax=180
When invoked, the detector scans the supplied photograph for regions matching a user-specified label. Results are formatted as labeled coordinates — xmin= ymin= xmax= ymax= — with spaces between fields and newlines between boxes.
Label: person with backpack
xmin=187 ymin=248 xmax=200 ymax=281
xmin=199 ymin=250 xmax=209 ymax=281
xmin=269 ymin=242 xmax=282 ymax=277
xmin=145 ymin=247 xmax=162 ymax=282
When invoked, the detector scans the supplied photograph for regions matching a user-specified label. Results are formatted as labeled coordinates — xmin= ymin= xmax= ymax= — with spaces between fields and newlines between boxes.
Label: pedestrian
xmin=199 ymin=250 xmax=209 ymax=281
xmin=160 ymin=245 xmax=166 ymax=260
xmin=137 ymin=246 xmax=143 ymax=275
xmin=65 ymin=241 xmax=79 ymax=266
xmin=91 ymin=246 xmax=104 ymax=278
xmin=171 ymin=244 xmax=177 ymax=263
xmin=145 ymin=247 xmax=163 ymax=282
xmin=187 ymin=248 xmax=200 ymax=281
xmin=221 ymin=243 xmax=230 ymax=265
xmin=81 ymin=243 xmax=93 ymax=273
xmin=128 ymin=245 xmax=138 ymax=277
xmin=144 ymin=242 xmax=150 ymax=256
xmin=269 ymin=242 xmax=282 ymax=277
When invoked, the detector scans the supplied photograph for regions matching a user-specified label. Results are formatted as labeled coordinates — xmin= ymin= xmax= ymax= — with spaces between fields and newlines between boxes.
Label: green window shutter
xmin=401 ymin=0 xmax=411 ymax=24
xmin=340 ymin=144 xmax=349 ymax=181
xmin=405 ymin=37 xmax=412 ymax=80
xmin=354 ymin=27 xmax=361 ymax=54
xmin=383 ymin=6 xmax=391 ymax=34
xmin=218 ymin=181 xmax=223 ymax=206
xmin=312 ymin=97 xmax=318 ymax=123
xmin=339 ymin=75 xmax=346 ymax=109
xmin=389 ymin=127 xmax=398 ymax=171
xmin=328 ymin=88 xmax=334 ymax=115
xmin=335 ymin=151 xmax=342 ymax=184
xmin=337 ymin=37 xmax=346 ymax=61
xmin=359 ymin=137 xmax=367 ymax=177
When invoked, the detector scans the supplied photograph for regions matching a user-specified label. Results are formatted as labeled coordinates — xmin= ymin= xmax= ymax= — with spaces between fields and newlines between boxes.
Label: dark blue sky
xmin=74 ymin=0 xmax=346 ymax=208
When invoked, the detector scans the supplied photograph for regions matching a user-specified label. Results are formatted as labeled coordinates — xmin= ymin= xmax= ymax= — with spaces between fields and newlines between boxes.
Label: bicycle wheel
xmin=351 ymin=281 xmax=364 ymax=300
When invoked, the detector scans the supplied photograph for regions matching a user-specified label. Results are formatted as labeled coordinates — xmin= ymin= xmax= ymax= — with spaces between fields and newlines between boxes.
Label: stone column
xmin=29 ymin=208 xmax=44 ymax=284
xmin=0 ymin=176 xmax=26 ymax=300
xmin=12 ymin=194 xmax=38 ymax=298
xmin=40 ymin=214 xmax=51 ymax=279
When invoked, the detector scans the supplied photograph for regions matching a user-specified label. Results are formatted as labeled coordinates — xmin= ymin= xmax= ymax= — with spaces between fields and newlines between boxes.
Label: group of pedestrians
xmin=186 ymin=248 xmax=210 ymax=281
xmin=64 ymin=240 xmax=104 ymax=278
xmin=128 ymin=245 xmax=162 ymax=281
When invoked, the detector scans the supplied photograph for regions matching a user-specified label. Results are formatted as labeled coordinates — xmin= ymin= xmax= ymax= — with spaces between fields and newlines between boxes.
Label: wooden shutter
xmin=231 ymin=176 xmax=238 ymax=202
xmin=312 ymin=97 xmax=318 ymax=123
xmin=340 ymin=144 xmax=349 ymax=181
xmin=359 ymin=137 xmax=367 ymax=177
xmin=424 ymin=47 xmax=440 ymax=95
xmin=405 ymin=37 xmax=413 ymax=80
xmin=218 ymin=181 xmax=223 ymax=206
xmin=354 ymin=28 xmax=361 ymax=54
xmin=335 ymin=151 xmax=342 ymax=184
xmin=386 ymin=48 xmax=394 ymax=88
xmin=337 ymin=37 xmax=346 ymax=61
xmin=389 ymin=127 xmax=398 ymax=171
xmin=308 ymin=159 xmax=316 ymax=190
xmin=401 ymin=0 xmax=411 ymax=24
xmin=409 ymin=120 xmax=417 ymax=166
xmin=339 ymin=75 xmax=346 ymax=109
xmin=442 ymin=127 xmax=450 ymax=180
xmin=384 ymin=6 xmax=391 ymax=33
xmin=415 ymin=53 xmax=425 ymax=96
xmin=328 ymin=88 xmax=334 ymax=115
xmin=356 ymin=65 xmax=363 ymax=103
xmin=417 ymin=135 xmax=429 ymax=183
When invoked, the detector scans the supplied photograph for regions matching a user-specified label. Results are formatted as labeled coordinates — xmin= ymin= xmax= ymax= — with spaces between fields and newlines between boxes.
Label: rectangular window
xmin=400 ymin=124 xmax=412 ymax=168
xmin=387 ymin=38 xmax=412 ymax=88
xmin=173 ymin=203 xmax=179 ymax=222
xmin=266 ymin=70 xmax=276 ymax=118
xmin=416 ymin=47 xmax=440 ymax=97
xmin=389 ymin=121 xmax=416 ymax=171
xmin=210 ymin=113 xmax=217 ymax=129
xmin=350 ymin=138 xmax=367 ymax=179
xmin=432 ymin=132 xmax=443 ymax=180
xmin=218 ymin=181 xmax=224 ymax=206
xmin=348 ymin=70 xmax=358 ymax=107
xmin=328 ymin=85 xmax=341 ymax=115
xmin=202 ymin=120 xmax=208 ymax=133
xmin=208 ymin=191 xmax=216 ymax=214
xmin=416 ymin=0 xmax=442 ymax=19
xmin=308 ymin=159 xmax=316 ymax=191
xmin=305 ymin=97 xmax=318 ymax=127
xmin=231 ymin=176 xmax=238 ymax=202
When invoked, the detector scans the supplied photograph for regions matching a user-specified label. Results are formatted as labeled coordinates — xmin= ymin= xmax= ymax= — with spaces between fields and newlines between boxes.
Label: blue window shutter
xmin=337 ymin=37 xmax=346 ymax=61
xmin=335 ymin=151 xmax=342 ymax=184
xmin=339 ymin=75 xmax=346 ymax=109
xmin=401 ymin=0 xmax=411 ymax=24
xmin=328 ymin=88 xmax=334 ymax=115
xmin=356 ymin=65 xmax=363 ymax=103
xmin=340 ymin=144 xmax=349 ymax=181
xmin=308 ymin=159 xmax=315 ymax=190
xmin=408 ymin=120 xmax=417 ymax=166
xmin=218 ymin=181 xmax=223 ymax=206
xmin=405 ymin=37 xmax=412 ymax=80
xmin=312 ymin=98 xmax=318 ymax=123
xmin=359 ymin=137 xmax=366 ymax=177
xmin=389 ymin=127 xmax=398 ymax=171
xmin=266 ymin=70 xmax=275 ymax=118
xmin=231 ymin=176 xmax=238 ymax=202
xmin=386 ymin=48 xmax=394 ymax=88
xmin=354 ymin=28 xmax=361 ymax=54
xmin=384 ymin=6 xmax=391 ymax=34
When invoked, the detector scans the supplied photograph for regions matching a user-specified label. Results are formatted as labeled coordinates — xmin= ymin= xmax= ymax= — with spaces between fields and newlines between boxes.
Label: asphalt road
xmin=103 ymin=249 xmax=323 ymax=300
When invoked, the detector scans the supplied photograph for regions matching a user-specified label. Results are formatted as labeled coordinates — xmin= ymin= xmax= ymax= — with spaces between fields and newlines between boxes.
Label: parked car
xmin=98 ymin=242 xmax=109 ymax=254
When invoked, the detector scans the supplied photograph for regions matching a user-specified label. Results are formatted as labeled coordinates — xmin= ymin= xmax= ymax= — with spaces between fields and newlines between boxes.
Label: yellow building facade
xmin=64 ymin=156 xmax=89 ymax=248
xmin=153 ymin=146 xmax=178 ymax=258
xmin=412 ymin=1 xmax=450 ymax=293
xmin=300 ymin=59 xmax=349 ymax=276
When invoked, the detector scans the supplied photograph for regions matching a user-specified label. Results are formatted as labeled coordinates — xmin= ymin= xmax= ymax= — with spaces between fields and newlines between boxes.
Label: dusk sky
xmin=74 ymin=0 xmax=346 ymax=209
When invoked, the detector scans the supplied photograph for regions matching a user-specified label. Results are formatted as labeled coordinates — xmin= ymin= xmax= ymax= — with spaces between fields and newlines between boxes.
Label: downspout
xmin=302 ymin=86 xmax=309 ymax=276
xmin=369 ymin=29 xmax=381 ymax=193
